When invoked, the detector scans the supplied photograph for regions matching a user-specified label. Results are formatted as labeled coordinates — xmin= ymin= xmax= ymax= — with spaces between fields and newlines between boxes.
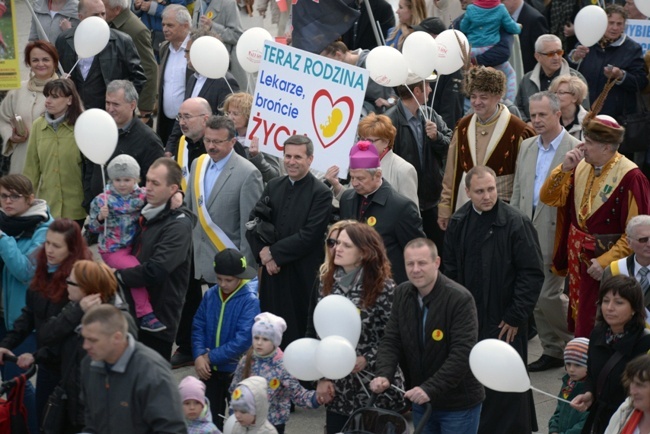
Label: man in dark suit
xmin=503 ymin=0 xmax=549 ymax=74
xmin=157 ymin=5 xmax=192 ymax=146
xmin=165 ymin=29 xmax=239 ymax=155
xmin=341 ymin=0 xmax=395 ymax=50
xmin=339 ymin=142 xmax=425 ymax=283
xmin=56 ymin=0 xmax=146 ymax=110
xmin=252 ymin=135 xmax=333 ymax=349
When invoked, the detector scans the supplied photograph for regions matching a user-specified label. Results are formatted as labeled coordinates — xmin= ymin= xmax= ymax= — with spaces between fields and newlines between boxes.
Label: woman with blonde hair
xmin=549 ymin=75 xmax=589 ymax=141
xmin=386 ymin=0 xmax=427 ymax=50
xmin=222 ymin=92 xmax=281 ymax=182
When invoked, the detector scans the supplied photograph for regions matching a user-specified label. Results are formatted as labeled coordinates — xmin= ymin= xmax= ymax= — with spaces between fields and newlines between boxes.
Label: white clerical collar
xmin=472 ymin=204 xmax=483 ymax=215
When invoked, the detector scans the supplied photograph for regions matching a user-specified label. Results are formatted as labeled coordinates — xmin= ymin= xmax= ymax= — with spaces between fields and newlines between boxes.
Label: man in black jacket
xmin=56 ymin=0 xmax=146 ymax=110
xmin=444 ymin=165 xmax=544 ymax=434
xmin=385 ymin=73 xmax=452 ymax=253
xmin=116 ymin=157 xmax=196 ymax=361
xmin=341 ymin=0 xmax=394 ymax=50
xmin=371 ymin=238 xmax=485 ymax=433
xmin=83 ymin=80 xmax=164 ymax=210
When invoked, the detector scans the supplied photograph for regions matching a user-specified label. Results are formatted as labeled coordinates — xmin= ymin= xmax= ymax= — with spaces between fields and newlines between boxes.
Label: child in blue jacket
xmin=193 ymin=248 xmax=261 ymax=431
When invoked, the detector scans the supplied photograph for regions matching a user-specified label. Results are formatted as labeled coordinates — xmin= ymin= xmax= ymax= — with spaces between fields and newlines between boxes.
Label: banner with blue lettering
xmin=626 ymin=19 xmax=650 ymax=54
xmin=246 ymin=41 xmax=369 ymax=174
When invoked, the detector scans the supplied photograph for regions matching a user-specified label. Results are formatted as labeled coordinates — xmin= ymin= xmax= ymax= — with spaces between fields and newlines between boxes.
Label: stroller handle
xmin=0 ymin=354 xmax=37 ymax=382
xmin=413 ymin=402 xmax=432 ymax=434
xmin=2 ymin=354 xmax=18 ymax=363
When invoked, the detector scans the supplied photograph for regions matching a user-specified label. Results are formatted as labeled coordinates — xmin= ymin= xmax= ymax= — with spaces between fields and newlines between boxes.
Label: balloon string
xmin=101 ymin=165 xmax=107 ymax=238
xmin=225 ymin=76 xmax=234 ymax=96
xmin=429 ymin=76 xmax=440 ymax=122
xmin=354 ymin=373 xmax=372 ymax=398
xmin=530 ymin=386 xmax=571 ymax=404
xmin=405 ymin=81 xmax=428 ymax=121
xmin=67 ymin=58 xmax=81 ymax=77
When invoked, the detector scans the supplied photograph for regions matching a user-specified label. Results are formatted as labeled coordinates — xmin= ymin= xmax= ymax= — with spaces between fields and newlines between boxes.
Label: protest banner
xmin=627 ymin=19 xmax=650 ymax=54
xmin=246 ymin=41 xmax=369 ymax=174
xmin=0 ymin=0 xmax=21 ymax=90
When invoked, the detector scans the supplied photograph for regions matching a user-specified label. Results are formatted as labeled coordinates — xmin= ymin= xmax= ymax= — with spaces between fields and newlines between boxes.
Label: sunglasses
xmin=326 ymin=238 xmax=337 ymax=248
xmin=633 ymin=236 xmax=650 ymax=244
xmin=537 ymin=49 xmax=564 ymax=58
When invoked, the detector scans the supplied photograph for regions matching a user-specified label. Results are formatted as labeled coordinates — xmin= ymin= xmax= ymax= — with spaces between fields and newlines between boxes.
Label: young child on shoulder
xmin=230 ymin=313 xmax=319 ymax=434
xmin=88 ymin=154 xmax=166 ymax=332
xmin=231 ymin=376 xmax=278 ymax=434
xmin=179 ymin=375 xmax=221 ymax=434
xmin=549 ymin=337 xmax=590 ymax=434
xmin=460 ymin=0 xmax=521 ymax=102
xmin=193 ymin=248 xmax=261 ymax=432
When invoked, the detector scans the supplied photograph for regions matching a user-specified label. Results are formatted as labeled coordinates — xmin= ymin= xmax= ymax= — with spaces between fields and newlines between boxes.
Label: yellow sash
xmin=193 ymin=154 xmax=237 ymax=252
xmin=177 ymin=136 xmax=190 ymax=191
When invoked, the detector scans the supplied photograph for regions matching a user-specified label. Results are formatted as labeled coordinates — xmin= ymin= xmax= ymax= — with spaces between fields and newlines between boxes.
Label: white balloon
xmin=74 ymin=16 xmax=110 ymax=58
xmin=222 ymin=414 xmax=236 ymax=434
xmin=237 ymin=27 xmax=273 ymax=73
xmin=469 ymin=339 xmax=530 ymax=393
xmin=190 ymin=36 xmax=230 ymax=79
xmin=403 ymin=31 xmax=438 ymax=79
xmin=283 ymin=338 xmax=323 ymax=381
xmin=313 ymin=294 xmax=361 ymax=348
xmin=637 ymin=0 xmax=650 ymax=17
xmin=74 ymin=109 xmax=118 ymax=165
xmin=365 ymin=46 xmax=409 ymax=87
xmin=574 ymin=5 xmax=608 ymax=47
xmin=435 ymin=29 xmax=469 ymax=75
xmin=316 ymin=336 xmax=356 ymax=380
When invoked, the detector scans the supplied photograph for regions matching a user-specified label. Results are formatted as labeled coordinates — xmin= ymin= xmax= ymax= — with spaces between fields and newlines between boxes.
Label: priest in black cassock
xmin=251 ymin=135 xmax=333 ymax=348
xmin=443 ymin=165 xmax=544 ymax=434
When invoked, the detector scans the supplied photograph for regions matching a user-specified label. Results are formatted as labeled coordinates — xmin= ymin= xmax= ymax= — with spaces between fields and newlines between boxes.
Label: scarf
xmin=561 ymin=379 xmax=577 ymax=400
xmin=0 ymin=200 xmax=48 ymax=237
xmin=27 ymin=72 xmax=58 ymax=93
xmin=605 ymin=326 xmax=627 ymax=345
xmin=45 ymin=112 xmax=66 ymax=131
xmin=599 ymin=36 xmax=616 ymax=49
xmin=621 ymin=409 xmax=643 ymax=434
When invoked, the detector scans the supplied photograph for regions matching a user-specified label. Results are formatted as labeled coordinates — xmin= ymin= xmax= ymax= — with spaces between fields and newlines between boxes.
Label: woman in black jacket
xmin=571 ymin=275 xmax=650 ymax=434
xmin=36 ymin=259 xmax=137 ymax=433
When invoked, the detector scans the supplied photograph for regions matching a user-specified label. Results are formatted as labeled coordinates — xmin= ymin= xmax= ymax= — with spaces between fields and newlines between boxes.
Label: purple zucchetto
xmin=349 ymin=141 xmax=380 ymax=170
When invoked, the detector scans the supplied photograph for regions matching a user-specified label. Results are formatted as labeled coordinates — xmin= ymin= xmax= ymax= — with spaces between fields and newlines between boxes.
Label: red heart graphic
xmin=311 ymin=89 xmax=354 ymax=149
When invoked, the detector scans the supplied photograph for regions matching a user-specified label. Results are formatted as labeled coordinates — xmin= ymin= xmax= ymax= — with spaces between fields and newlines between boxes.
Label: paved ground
xmin=9 ymin=2 xmax=565 ymax=432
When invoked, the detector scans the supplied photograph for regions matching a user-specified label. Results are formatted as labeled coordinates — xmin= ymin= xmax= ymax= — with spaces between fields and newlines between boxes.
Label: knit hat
xmin=564 ymin=337 xmax=589 ymax=368
xmin=231 ymin=384 xmax=256 ymax=415
xmin=252 ymin=312 xmax=287 ymax=347
xmin=213 ymin=248 xmax=257 ymax=279
xmin=473 ymin=0 xmax=500 ymax=8
xmin=178 ymin=376 xmax=206 ymax=406
xmin=412 ymin=17 xmax=446 ymax=35
xmin=463 ymin=66 xmax=506 ymax=97
xmin=582 ymin=114 xmax=625 ymax=146
xmin=107 ymin=154 xmax=140 ymax=180
xmin=349 ymin=141 xmax=380 ymax=169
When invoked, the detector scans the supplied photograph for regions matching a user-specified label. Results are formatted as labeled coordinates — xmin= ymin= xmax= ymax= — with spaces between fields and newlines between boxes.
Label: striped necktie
xmin=639 ymin=267 xmax=650 ymax=301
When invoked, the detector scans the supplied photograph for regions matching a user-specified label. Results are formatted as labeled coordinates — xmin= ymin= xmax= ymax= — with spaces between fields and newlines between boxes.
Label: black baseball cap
xmin=412 ymin=17 xmax=447 ymax=36
xmin=213 ymin=249 xmax=257 ymax=279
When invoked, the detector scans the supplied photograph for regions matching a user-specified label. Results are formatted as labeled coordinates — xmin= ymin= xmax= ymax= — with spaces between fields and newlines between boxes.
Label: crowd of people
xmin=0 ymin=0 xmax=648 ymax=433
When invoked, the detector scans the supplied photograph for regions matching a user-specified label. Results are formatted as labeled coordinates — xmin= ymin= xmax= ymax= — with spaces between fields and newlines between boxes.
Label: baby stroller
xmin=0 ymin=354 xmax=37 ymax=434
xmin=341 ymin=394 xmax=432 ymax=434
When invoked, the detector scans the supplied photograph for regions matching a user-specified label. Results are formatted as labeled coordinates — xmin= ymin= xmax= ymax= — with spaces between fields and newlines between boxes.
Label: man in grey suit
xmin=185 ymin=115 xmax=263 ymax=284
xmin=511 ymin=91 xmax=579 ymax=371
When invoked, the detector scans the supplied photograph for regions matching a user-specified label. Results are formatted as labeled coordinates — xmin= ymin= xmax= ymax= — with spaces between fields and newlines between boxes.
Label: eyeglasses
xmin=326 ymin=238 xmax=337 ymax=248
xmin=0 ymin=193 xmax=23 ymax=201
xmin=361 ymin=138 xmax=384 ymax=144
xmin=537 ymin=49 xmax=564 ymax=58
xmin=66 ymin=279 xmax=79 ymax=286
xmin=555 ymin=91 xmax=574 ymax=96
xmin=632 ymin=236 xmax=650 ymax=244
xmin=204 ymin=138 xmax=232 ymax=145
xmin=176 ymin=113 xmax=207 ymax=122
